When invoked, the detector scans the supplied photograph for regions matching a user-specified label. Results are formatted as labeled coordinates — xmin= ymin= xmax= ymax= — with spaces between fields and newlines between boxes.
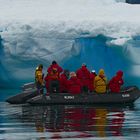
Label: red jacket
xmin=89 ymin=73 xmax=96 ymax=92
xmin=44 ymin=73 xmax=61 ymax=93
xmin=60 ymin=73 xmax=68 ymax=92
xmin=46 ymin=63 xmax=63 ymax=82
xmin=76 ymin=66 xmax=90 ymax=88
xmin=67 ymin=77 xmax=81 ymax=94
xmin=47 ymin=64 xmax=63 ymax=74
xmin=109 ymin=71 xmax=124 ymax=93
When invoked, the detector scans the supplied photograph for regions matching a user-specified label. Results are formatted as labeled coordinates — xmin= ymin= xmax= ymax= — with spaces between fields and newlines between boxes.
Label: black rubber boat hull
xmin=6 ymin=89 xmax=38 ymax=104
xmin=27 ymin=86 xmax=140 ymax=105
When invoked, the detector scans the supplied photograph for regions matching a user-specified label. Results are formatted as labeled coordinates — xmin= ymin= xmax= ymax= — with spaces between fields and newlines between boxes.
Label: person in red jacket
xmin=67 ymin=72 xmax=81 ymax=94
xmin=109 ymin=70 xmax=124 ymax=93
xmin=46 ymin=61 xmax=63 ymax=93
xmin=89 ymin=70 xmax=97 ymax=92
xmin=76 ymin=63 xmax=90 ymax=93
xmin=60 ymin=70 xmax=70 ymax=93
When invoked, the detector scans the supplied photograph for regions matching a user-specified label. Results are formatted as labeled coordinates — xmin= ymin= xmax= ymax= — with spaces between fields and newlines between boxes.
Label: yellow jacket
xmin=94 ymin=69 xmax=107 ymax=93
xmin=35 ymin=68 xmax=43 ymax=85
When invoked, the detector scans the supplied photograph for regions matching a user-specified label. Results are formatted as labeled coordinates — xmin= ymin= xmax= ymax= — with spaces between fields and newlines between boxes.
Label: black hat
xmin=52 ymin=60 xmax=57 ymax=65
xmin=39 ymin=64 xmax=43 ymax=68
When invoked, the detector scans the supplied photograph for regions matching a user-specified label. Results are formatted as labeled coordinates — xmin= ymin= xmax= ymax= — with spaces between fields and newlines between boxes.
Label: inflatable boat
xmin=27 ymin=86 xmax=140 ymax=105
xmin=6 ymin=83 xmax=140 ymax=105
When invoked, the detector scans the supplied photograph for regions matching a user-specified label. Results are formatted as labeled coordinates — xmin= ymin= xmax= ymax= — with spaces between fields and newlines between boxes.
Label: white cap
xmin=70 ymin=72 xmax=76 ymax=77
xmin=92 ymin=70 xmax=96 ymax=73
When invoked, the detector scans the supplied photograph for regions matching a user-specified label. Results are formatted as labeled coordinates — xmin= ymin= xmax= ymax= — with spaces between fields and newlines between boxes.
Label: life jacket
xmin=68 ymin=77 xmax=81 ymax=94
xmin=49 ymin=67 xmax=59 ymax=80
xmin=94 ymin=75 xmax=107 ymax=93
xmin=76 ymin=66 xmax=90 ymax=88
xmin=35 ymin=67 xmax=39 ymax=82
xmin=77 ymin=66 xmax=90 ymax=79
xmin=60 ymin=73 xmax=68 ymax=92
xmin=35 ymin=67 xmax=43 ymax=84
xmin=81 ymin=70 xmax=89 ymax=79
xmin=109 ymin=76 xmax=123 ymax=93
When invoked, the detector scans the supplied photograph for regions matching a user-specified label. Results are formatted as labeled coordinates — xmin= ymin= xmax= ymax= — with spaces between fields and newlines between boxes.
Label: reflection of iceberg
xmin=1 ymin=0 xmax=140 ymax=88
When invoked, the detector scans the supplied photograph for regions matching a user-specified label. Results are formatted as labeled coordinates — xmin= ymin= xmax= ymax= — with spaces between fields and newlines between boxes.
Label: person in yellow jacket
xmin=94 ymin=69 xmax=107 ymax=93
xmin=35 ymin=64 xmax=44 ymax=94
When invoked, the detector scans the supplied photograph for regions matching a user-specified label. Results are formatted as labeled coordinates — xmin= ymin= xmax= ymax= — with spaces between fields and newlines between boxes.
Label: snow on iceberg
xmin=0 ymin=0 xmax=140 ymax=87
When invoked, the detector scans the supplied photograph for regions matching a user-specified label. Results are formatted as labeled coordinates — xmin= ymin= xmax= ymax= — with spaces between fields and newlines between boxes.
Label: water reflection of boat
xmin=21 ymin=105 xmax=127 ymax=137
xmin=109 ymin=110 xmax=125 ymax=136
xmin=95 ymin=108 xmax=108 ymax=137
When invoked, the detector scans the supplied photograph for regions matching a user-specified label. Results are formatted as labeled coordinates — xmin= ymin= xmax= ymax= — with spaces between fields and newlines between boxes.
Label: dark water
xmin=1 ymin=89 xmax=140 ymax=140
xmin=126 ymin=0 xmax=140 ymax=4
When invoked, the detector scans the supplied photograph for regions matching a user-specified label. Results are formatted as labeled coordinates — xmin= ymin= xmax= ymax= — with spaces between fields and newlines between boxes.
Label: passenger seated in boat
xmin=35 ymin=64 xmax=44 ymax=94
xmin=94 ymin=69 xmax=107 ymax=93
xmin=46 ymin=61 xmax=63 ymax=93
xmin=47 ymin=68 xmax=60 ymax=93
xmin=60 ymin=69 xmax=70 ymax=93
xmin=108 ymin=70 xmax=124 ymax=93
xmin=76 ymin=63 xmax=90 ymax=93
xmin=67 ymin=72 xmax=81 ymax=94
xmin=89 ymin=70 xmax=97 ymax=92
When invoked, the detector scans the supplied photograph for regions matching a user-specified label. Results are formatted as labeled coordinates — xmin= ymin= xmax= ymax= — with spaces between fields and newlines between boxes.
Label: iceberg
xmin=0 ymin=0 xmax=140 ymax=88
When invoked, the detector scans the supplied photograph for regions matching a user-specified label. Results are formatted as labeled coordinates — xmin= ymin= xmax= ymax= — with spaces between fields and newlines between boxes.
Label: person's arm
xmin=47 ymin=66 xmax=52 ymax=73
xmin=37 ymin=71 xmax=43 ymax=84
xmin=58 ymin=65 xmax=63 ymax=73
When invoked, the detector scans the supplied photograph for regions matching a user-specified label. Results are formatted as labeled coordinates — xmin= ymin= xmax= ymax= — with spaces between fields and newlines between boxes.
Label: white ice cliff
xmin=0 ymin=0 xmax=140 ymax=87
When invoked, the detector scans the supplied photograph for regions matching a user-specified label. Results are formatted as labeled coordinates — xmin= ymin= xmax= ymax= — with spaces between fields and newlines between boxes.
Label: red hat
xmin=116 ymin=70 xmax=123 ymax=77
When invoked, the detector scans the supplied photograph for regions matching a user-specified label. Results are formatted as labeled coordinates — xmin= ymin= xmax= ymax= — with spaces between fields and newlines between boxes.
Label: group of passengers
xmin=35 ymin=61 xmax=124 ymax=95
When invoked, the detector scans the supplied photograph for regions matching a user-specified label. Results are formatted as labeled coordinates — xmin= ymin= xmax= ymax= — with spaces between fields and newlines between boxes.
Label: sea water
xmin=1 ymin=89 xmax=140 ymax=140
